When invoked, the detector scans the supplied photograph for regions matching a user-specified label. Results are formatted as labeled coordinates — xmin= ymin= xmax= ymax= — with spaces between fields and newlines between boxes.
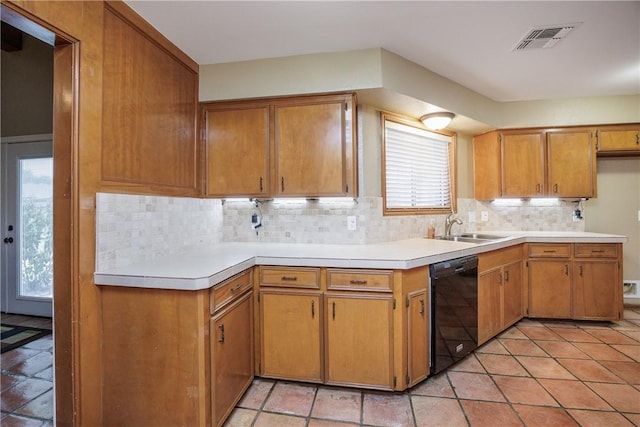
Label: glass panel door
xmin=2 ymin=139 xmax=53 ymax=317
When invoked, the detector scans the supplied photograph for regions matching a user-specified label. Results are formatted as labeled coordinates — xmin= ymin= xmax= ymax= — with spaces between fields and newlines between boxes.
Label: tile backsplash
xmin=95 ymin=193 xmax=584 ymax=271
xmin=95 ymin=193 xmax=224 ymax=271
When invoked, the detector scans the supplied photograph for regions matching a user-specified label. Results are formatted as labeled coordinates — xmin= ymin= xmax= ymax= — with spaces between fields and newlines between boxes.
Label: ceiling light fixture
xmin=420 ymin=112 xmax=455 ymax=130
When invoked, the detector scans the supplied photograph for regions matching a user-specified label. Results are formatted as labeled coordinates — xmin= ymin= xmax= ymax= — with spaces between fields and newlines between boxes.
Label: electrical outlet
xmin=347 ymin=216 xmax=357 ymax=231
xmin=481 ymin=211 xmax=489 ymax=222
xmin=468 ymin=211 xmax=476 ymax=223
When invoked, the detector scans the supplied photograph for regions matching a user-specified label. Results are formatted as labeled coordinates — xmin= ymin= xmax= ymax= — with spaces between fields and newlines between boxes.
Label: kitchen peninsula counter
xmin=94 ymin=231 xmax=626 ymax=290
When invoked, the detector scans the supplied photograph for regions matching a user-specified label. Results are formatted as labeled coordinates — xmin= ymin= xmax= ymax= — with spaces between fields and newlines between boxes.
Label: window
xmin=381 ymin=112 xmax=456 ymax=215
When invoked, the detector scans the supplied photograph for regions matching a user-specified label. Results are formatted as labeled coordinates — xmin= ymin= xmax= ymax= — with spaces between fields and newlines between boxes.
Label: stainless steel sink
xmin=435 ymin=233 xmax=506 ymax=243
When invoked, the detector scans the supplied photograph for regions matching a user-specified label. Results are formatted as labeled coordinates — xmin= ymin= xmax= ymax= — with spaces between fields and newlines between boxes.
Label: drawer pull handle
xmin=281 ymin=276 xmax=298 ymax=281
xmin=591 ymin=249 xmax=605 ymax=253
xmin=543 ymin=250 xmax=556 ymax=253
xmin=218 ymin=324 xmax=225 ymax=343
xmin=349 ymin=279 xmax=368 ymax=285
xmin=332 ymin=302 xmax=336 ymax=320
xmin=553 ymin=184 xmax=558 ymax=193
xmin=579 ymin=265 xmax=583 ymax=276
xmin=505 ymin=270 xmax=510 ymax=282
xmin=311 ymin=300 xmax=315 ymax=318
xmin=231 ymin=284 xmax=242 ymax=292
xmin=564 ymin=264 xmax=569 ymax=275
xmin=420 ymin=299 xmax=425 ymax=315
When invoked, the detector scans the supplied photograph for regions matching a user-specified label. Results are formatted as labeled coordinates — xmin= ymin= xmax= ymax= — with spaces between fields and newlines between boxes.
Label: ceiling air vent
xmin=514 ymin=23 xmax=581 ymax=51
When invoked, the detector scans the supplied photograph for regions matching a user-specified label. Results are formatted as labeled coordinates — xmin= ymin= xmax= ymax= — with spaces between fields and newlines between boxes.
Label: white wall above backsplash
xmin=95 ymin=193 xmax=584 ymax=271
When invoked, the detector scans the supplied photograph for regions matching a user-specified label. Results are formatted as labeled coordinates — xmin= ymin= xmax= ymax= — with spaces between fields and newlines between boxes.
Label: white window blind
xmin=384 ymin=119 xmax=452 ymax=210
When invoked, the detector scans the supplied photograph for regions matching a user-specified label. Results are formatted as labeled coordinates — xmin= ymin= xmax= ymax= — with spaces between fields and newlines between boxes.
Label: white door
xmin=1 ymin=137 xmax=53 ymax=317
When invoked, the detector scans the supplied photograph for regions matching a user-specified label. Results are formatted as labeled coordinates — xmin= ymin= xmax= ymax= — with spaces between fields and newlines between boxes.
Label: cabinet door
xmin=528 ymin=260 xmax=572 ymax=318
xmin=407 ymin=290 xmax=429 ymax=387
xmin=260 ymin=290 xmax=323 ymax=382
xmin=473 ymin=131 xmax=501 ymax=200
xmin=573 ymin=260 xmax=621 ymax=320
xmin=478 ymin=268 xmax=502 ymax=345
xmin=598 ymin=129 xmax=640 ymax=153
xmin=211 ymin=292 xmax=253 ymax=427
xmin=502 ymin=260 xmax=523 ymax=328
xmin=501 ymin=132 xmax=545 ymax=197
xmin=547 ymin=130 xmax=596 ymax=198
xmin=204 ymin=105 xmax=269 ymax=197
xmin=325 ymin=294 xmax=394 ymax=389
xmin=274 ymin=100 xmax=348 ymax=197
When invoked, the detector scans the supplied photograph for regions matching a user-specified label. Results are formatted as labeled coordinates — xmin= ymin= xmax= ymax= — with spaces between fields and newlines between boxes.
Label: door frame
xmin=1 ymin=4 xmax=78 ymax=425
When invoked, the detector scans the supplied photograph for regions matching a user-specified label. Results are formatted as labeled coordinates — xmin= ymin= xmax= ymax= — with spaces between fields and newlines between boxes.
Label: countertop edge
xmin=94 ymin=233 xmax=627 ymax=290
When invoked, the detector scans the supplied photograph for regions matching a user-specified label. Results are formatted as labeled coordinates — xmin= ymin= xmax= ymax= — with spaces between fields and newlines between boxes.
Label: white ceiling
xmin=125 ymin=1 xmax=640 ymax=103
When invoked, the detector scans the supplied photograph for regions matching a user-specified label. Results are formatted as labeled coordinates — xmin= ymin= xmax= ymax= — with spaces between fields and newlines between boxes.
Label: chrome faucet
xmin=445 ymin=213 xmax=463 ymax=236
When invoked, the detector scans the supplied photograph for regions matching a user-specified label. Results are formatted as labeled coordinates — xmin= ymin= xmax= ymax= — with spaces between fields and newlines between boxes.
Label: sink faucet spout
xmin=445 ymin=213 xmax=463 ymax=236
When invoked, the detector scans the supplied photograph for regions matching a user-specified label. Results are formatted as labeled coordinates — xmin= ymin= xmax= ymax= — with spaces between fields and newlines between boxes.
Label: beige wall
xmin=587 ymin=158 xmax=640 ymax=280
xmin=0 ymin=32 xmax=53 ymax=137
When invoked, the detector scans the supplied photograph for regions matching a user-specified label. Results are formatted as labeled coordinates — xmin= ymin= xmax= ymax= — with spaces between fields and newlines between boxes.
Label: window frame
xmin=381 ymin=112 xmax=457 ymax=216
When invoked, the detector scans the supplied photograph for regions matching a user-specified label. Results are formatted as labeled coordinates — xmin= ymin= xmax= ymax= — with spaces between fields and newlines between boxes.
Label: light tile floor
xmin=226 ymin=307 xmax=640 ymax=427
xmin=2 ymin=309 xmax=639 ymax=426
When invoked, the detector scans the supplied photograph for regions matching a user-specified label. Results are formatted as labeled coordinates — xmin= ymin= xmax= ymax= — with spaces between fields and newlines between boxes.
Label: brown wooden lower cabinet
xmin=478 ymin=245 xmax=524 ymax=344
xmin=407 ymin=289 xmax=429 ymax=387
xmin=259 ymin=289 xmax=323 ymax=382
xmin=211 ymin=291 xmax=254 ymax=427
xmin=325 ymin=293 xmax=394 ymax=390
xmin=526 ymin=243 xmax=623 ymax=320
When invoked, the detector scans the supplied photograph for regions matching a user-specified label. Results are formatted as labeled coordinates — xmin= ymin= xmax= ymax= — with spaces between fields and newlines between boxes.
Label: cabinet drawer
xmin=574 ymin=244 xmax=618 ymax=258
xmin=260 ymin=267 xmax=320 ymax=289
xmin=528 ymin=244 xmax=571 ymax=258
xmin=479 ymin=245 xmax=522 ymax=272
xmin=327 ymin=269 xmax=393 ymax=292
xmin=211 ymin=270 xmax=253 ymax=314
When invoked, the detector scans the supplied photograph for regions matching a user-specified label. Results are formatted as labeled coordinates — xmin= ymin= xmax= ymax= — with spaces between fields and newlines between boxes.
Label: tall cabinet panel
xmin=102 ymin=7 xmax=198 ymax=195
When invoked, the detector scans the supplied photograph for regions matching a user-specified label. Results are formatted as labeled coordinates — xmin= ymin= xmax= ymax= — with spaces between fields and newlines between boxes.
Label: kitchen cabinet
xmin=210 ymin=270 xmax=254 ymax=427
xmin=202 ymin=103 xmax=269 ymax=197
xmin=526 ymin=243 xmax=622 ymax=320
xmin=547 ymin=129 xmax=596 ymax=198
xmin=258 ymin=267 xmax=323 ymax=383
xmin=502 ymin=131 xmax=546 ymax=197
xmin=478 ymin=245 xmax=523 ymax=344
xmin=527 ymin=244 xmax=573 ymax=318
xmin=325 ymin=269 xmax=394 ymax=390
xmin=473 ymin=127 xmax=596 ymax=199
xmin=211 ymin=291 xmax=253 ymax=427
xmin=201 ymin=92 xmax=357 ymax=198
xmin=101 ymin=269 xmax=255 ymax=427
xmin=325 ymin=293 xmax=394 ymax=389
xmin=572 ymin=244 xmax=622 ymax=320
xmin=407 ymin=290 xmax=429 ymax=387
xmin=102 ymin=7 xmax=199 ymax=196
xmin=257 ymin=266 xmax=427 ymax=391
xmin=596 ymin=124 xmax=640 ymax=156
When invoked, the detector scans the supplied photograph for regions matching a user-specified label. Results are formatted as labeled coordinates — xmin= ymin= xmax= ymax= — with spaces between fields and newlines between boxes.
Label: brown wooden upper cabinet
xmin=202 ymin=92 xmax=357 ymax=198
xmin=102 ymin=6 xmax=199 ymax=196
xmin=474 ymin=127 xmax=596 ymax=199
xmin=595 ymin=124 xmax=640 ymax=156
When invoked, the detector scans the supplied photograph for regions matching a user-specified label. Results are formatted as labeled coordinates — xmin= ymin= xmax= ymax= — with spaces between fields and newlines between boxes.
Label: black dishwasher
xmin=430 ymin=255 xmax=478 ymax=375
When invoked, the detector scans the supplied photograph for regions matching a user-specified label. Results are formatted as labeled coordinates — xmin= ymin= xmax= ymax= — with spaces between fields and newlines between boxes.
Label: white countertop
xmin=94 ymin=232 xmax=627 ymax=291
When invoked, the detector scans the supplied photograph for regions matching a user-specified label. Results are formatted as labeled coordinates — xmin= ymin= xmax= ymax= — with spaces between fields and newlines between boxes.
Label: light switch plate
xmin=347 ymin=216 xmax=357 ymax=231
xmin=481 ymin=211 xmax=489 ymax=222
